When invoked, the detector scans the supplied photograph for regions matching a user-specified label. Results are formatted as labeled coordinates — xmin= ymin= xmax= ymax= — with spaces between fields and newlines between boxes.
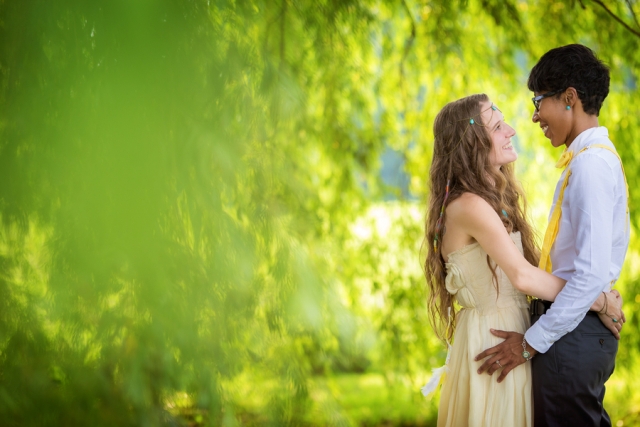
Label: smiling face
xmin=480 ymin=101 xmax=517 ymax=170
xmin=531 ymin=89 xmax=575 ymax=148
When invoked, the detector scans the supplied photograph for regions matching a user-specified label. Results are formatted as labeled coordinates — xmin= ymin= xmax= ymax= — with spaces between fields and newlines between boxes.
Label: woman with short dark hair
xmin=523 ymin=43 xmax=627 ymax=427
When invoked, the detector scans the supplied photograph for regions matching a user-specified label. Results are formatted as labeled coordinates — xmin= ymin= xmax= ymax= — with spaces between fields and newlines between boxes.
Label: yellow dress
xmin=437 ymin=232 xmax=532 ymax=427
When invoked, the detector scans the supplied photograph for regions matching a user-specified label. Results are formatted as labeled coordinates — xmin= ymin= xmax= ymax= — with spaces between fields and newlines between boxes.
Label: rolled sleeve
xmin=525 ymin=153 xmax=616 ymax=353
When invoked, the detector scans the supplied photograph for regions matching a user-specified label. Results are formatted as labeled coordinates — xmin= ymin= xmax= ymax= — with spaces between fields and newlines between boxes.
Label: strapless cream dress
xmin=437 ymin=232 xmax=532 ymax=427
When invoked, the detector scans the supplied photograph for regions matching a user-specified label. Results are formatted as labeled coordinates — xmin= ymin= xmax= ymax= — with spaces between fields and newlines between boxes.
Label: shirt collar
xmin=566 ymin=126 xmax=609 ymax=154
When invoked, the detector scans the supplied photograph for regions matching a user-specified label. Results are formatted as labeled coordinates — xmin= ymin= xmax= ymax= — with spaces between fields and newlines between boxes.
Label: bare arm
xmin=447 ymin=193 xmax=565 ymax=300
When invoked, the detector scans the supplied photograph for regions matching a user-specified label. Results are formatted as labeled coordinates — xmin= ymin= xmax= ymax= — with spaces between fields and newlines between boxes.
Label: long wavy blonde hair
xmin=424 ymin=94 xmax=539 ymax=343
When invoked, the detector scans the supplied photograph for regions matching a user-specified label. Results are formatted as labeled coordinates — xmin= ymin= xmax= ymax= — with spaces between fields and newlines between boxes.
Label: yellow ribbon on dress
xmin=539 ymin=144 xmax=629 ymax=273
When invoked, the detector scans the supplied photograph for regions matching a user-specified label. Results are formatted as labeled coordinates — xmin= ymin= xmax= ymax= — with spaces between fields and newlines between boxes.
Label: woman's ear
xmin=565 ymin=87 xmax=578 ymax=108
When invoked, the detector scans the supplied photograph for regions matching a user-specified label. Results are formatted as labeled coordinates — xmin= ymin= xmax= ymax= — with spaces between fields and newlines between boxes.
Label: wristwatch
xmin=522 ymin=337 xmax=533 ymax=361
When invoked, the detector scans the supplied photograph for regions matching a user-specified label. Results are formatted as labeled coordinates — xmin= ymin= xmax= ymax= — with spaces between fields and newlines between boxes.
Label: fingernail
xmin=490 ymin=328 xmax=495 ymax=332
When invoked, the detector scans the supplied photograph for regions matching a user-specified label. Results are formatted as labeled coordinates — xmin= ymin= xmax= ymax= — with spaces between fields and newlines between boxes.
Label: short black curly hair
xmin=527 ymin=44 xmax=610 ymax=116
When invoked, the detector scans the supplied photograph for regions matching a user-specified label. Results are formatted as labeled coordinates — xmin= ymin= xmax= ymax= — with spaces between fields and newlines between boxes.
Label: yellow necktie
xmin=538 ymin=145 xmax=629 ymax=273
xmin=555 ymin=149 xmax=573 ymax=169
xmin=539 ymin=151 xmax=573 ymax=273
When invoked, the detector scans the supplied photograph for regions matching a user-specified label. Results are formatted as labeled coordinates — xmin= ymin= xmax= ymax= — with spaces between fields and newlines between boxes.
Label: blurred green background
xmin=1 ymin=0 xmax=639 ymax=426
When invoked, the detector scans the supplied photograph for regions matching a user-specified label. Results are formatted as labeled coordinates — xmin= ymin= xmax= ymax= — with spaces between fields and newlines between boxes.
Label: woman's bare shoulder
xmin=447 ymin=192 xmax=491 ymax=217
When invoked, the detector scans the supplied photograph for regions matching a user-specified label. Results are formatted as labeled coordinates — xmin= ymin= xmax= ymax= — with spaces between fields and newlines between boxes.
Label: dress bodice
xmin=445 ymin=232 xmax=529 ymax=314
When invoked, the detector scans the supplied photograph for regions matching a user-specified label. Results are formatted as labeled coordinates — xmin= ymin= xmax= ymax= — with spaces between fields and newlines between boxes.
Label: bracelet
xmin=522 ymin=337 xmax=534 ymax=361
xmin=598 ymin=291 xmax=608 ymax=315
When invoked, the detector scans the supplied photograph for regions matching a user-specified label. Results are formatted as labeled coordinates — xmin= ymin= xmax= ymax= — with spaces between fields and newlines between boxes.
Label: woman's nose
xmin=532 ymin=110 xmax=540 ymax=123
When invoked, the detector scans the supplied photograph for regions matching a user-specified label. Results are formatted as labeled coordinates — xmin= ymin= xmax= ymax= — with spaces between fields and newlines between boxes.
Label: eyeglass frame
xmin=531 ymin=89 xmax=564 ymax=112
xmin=532 ymin=88 xmax=585 ymax=112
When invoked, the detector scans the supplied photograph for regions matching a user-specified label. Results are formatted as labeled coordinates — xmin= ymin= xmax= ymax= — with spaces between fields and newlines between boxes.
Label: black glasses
xmin=531 ymin=89 xmax=564 ymax=112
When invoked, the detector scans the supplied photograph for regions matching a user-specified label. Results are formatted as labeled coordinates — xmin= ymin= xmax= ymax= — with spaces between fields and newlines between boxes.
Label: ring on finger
xmin=496 ymin=360 xmax=503 ymax=368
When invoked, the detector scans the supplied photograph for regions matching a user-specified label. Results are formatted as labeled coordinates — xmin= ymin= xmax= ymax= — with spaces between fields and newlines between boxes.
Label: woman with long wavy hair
xmin=422 ymin=94 xmax=622 ymax=427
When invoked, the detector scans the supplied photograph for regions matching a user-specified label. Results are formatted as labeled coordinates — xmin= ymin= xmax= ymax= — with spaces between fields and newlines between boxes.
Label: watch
xmin=522 ymin=337 xmax=533 ymax=361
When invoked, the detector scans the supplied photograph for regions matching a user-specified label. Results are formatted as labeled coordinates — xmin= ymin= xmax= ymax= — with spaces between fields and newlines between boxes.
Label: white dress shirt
xmin=525 ymin=126 xmax=630 ymax=353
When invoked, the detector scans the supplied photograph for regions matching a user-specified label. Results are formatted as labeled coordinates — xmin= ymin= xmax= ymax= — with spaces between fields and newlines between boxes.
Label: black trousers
xmin=531 ymin=311 xmax=618 ymax=427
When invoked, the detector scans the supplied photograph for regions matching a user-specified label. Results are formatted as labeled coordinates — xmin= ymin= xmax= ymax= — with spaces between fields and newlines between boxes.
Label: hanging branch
xmin=586 ymin=0 xmax=640 ymax=38
xmin=399 ymin=0 xmax=417 ymax=120
xmin=400 ymin=0 xmax=417 ymax=78
xmin=280 ymin=0 xmax=287 ymax=70
xmin=263 ymin=4 xmax=285 ymax=55
xmin=625 ymin=0 xmax=640 ymax=31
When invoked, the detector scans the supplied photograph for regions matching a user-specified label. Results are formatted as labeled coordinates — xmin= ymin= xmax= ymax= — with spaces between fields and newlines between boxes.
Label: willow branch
xmin=263 ymin=5 xmax=285 ymax=56
xmin=625 ymin=0 xmax=640 ymax=30
xmin=591 ymin=0 xmax=640 ymax=38
xmin=280 ymin=0 xmax=287 ymax=69
xmin=399 ymin=0 xmax=417 ymax=115
xmin=400 ymin=0 xmax=417 ymax=73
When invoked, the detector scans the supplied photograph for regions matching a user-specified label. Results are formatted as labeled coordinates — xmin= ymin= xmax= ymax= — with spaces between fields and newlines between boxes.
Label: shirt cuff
xmin=524 ymin=322 xmax=553 ymax=354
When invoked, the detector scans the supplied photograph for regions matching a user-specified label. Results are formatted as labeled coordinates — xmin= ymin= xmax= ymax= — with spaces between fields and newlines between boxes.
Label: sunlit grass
xmin=170 ymin=372 xmax=439 ymax=426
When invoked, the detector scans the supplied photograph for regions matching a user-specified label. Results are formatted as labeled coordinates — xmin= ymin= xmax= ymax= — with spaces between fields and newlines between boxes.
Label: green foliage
xmin=1 ymin=0 xmax=640 ymax=425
